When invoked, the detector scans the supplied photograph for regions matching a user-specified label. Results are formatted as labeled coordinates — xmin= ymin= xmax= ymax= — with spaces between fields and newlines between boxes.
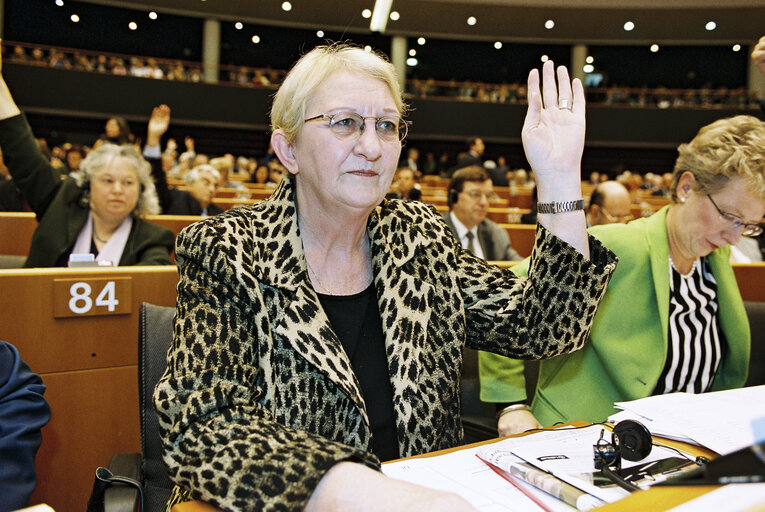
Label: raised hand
xmin=752 ymin=35 xmax=765 ymax=77
xmin=521 ymin=60 xmax=585 ymax=180
xmin=146 ymin=104 xmax=170 ymax=146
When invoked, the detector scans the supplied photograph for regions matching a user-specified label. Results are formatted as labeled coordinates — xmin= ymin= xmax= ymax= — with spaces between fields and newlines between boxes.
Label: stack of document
xmin=384 ymin=425 xmax=694 ymax=511
xmin=609 ymin=385 xmax=765 ymax=454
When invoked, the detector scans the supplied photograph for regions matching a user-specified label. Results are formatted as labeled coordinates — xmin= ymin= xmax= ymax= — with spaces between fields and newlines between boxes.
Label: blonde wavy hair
xmin=672 ymin=115 xmax=765 ymax=202
xmin=270 ymin=43 xmax=407 ymax=144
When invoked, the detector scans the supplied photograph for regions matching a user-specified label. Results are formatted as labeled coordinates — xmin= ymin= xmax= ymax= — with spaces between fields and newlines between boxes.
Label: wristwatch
xmin=537 ymin=199 xmax=585 ymax=214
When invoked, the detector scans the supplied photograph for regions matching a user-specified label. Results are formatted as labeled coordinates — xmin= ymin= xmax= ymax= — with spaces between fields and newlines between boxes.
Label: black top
xmin=317 ymin=283 xmax=399 ymax=462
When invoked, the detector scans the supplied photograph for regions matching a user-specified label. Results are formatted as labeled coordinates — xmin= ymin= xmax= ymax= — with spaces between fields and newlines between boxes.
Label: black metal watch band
xmin=537 ymin=199 xmax=585 ymax=214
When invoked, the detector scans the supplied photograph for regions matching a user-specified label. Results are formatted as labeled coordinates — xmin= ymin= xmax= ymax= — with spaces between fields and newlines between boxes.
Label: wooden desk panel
xmin=0 ymin=267 xmax=178 ymax=511
xmin=733 ymin=263 xmax=765 ymax=302
xmin=0 ymin=211 xmax=37 ymax=255
xmin=497 ymin=223 xmax=536 ymax=258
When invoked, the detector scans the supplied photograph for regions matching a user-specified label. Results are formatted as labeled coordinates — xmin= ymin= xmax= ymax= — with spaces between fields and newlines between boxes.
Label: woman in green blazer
xmin=481 ymin=115 xmax=764 ymax=432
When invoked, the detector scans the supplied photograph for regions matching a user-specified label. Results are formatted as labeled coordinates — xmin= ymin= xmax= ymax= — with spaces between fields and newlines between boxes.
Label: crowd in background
xmin=4 ymin=41 xmax=761 ymax=110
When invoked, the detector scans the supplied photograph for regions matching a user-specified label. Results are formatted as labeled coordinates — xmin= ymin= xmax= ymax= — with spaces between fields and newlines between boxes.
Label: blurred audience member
xmin=587 ymin=180 xmax=633 ymax=227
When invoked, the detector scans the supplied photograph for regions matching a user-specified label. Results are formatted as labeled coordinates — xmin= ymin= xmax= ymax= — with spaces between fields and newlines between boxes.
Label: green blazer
xmin=480 ymin=206 xmax=750 ymax=425
xmin=0 ymin=114 xmax=174 ymax=267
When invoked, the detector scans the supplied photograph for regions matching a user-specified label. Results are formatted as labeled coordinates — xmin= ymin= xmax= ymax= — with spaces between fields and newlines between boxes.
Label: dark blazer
xmin=155 ymin=178 xmax=616 ymax=510
xmin=0 ymin=114 xmax=174 ymax=267
xmin=442 ymin=211 xmax=522 ymax=261
xmin=0 ymin=341 xmax=50 ymax=511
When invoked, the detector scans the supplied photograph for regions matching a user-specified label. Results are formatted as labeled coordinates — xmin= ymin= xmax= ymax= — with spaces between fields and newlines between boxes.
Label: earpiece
xmin=593 ymin=420 xmax=654 ymax=491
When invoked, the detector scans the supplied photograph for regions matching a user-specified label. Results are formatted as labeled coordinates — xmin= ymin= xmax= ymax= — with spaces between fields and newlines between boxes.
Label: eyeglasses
xmin=304 ymin=111 xmax=409 ymax=143
xmin=601 ymin=207 xmax=633 ymax=224
xmin=461 ymin=190 xmax=494 ymax=201
xmin=707 ymin=194 xmax=762 ymax=237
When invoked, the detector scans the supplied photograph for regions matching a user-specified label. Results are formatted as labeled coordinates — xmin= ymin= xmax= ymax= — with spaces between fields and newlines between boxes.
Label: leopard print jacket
xmin=154 ymin=177 xmax=617 ymax=511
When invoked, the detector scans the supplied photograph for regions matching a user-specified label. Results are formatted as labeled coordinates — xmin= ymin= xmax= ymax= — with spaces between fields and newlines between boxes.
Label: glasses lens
xmin=375 ymin=118 xmax=400 ymax=142
xmin=329 ymin=113 xmax=363 ymax=139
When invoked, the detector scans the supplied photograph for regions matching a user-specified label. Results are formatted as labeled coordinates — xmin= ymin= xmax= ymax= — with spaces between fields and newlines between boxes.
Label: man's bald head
xmin=588 ymin=180 xmax=633 ymax=226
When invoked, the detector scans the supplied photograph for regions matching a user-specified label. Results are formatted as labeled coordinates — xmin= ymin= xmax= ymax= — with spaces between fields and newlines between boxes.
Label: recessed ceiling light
xmin=585 ymin=56 xmax=594 ymax=64
xmin=544 ymin=19 xmax=554 ymax=30
xmin=252 ymin=35 xmax=260 ymax=44
xmin=732 ymin=44 xmax=741 ymax=52
xmin=281 ymin=2 xmax=292 ymax=12
xmin=55 ymin=0 xmax=64 ymax=6
xmin=467 ymin=16 xmax=477 ymax=26
xmin=364 ymin=45 xmax=372 ymax=52
xmin=540 ymin=54 xmax=549 ymax=62
xmin=650 ymin=44 xmax=659 ymax=52
xmin=417 ymin=37 xmax=426 ymax=45
xmin=235 ymin=22 xmax=243 ymax=30
xmin=406 ymin=57 xmax=418 ymax=66
xmin=316 ymin=30 xmax=324 ymax=37
xmin=705 ymin=21 xmax=716 ymax=31
xmin=362 ymin=9 xmax=372 ymax=19
xmin=583 ymin=64 xmax=594 ymax=73
xmin=409 ymin=49 xmax=416 ymax=56
xmin=389 ymin=11 xmax=399 ymax=21
xmin=148 ymin=11 xmax=158 ymax=20
xmin=70 ymin=13 xmax=79 ymax=22
xmin=623 ymin=21 xmax=635 ymax=31
xmin=129 ymin=21 xmax=138 ymax=30
xmin=494 ymin=42 xmax=502 ymax=50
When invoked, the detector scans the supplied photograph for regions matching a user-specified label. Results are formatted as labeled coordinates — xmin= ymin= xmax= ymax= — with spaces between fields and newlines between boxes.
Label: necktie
xmin=465 ymin=231 xmax=476 ymax=255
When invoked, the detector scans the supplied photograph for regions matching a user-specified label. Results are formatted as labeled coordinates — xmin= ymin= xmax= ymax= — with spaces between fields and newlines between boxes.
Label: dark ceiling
xmin=80 ymin=0 xmax=765 ymax=46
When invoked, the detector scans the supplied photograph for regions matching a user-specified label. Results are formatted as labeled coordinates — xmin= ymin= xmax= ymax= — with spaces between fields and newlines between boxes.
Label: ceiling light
xmin=705 ymin=21 xmax=716 ymax=31
xmin=235 ymin=22 xmax=243 ymax=30
xmin=70 ymin=13 xmax=79 ymax=22
xmin=370 ymin=0 xmax=392 ymax=32
xmin=389 ymin=11 xmax=400 ymax=21
xmin=417 ymin=37 xmax=426 ymax=45
xmin=252 ymin=35 xmax=260 ymax=44
xmin=650 ymin=44 xmax=659 ymax=52
xmin=316 ymin=30 xmax=324 ymax=37
xmin=583 ymin=64 xmax=594 ymax=73
xmin=494 ymin=42 xmax=502 ymax=50
xmin=623 ymin=21 xmax=635 ymax=31
xmin=585 ymin=56 xmax=594 ymax=64
xmin=281 ymin=2 xmax=292 ymax=12
xmin=55 ymin=0 xmax=64 ymax=5
xmin=148 ymin=11 xmax=157 ymax=20
xmin=467 ymin=16 xmax=477 ymax=26
xmin=732 ymin=44 xmax=741 ymax=52
xmin=129 ymin=21 xmax=138 ymax=30
xmin=544 ymin=19 xmax=554 ymax=30
xmin=406 ymin=57 xmax=418 ymax=66
xmin=362 ymin=9 xmax=372 ymax=19
xmin=540 ymin=55 xmax=549 ymax=62
xmin=409 ymin=49 xmax=416 ymax=56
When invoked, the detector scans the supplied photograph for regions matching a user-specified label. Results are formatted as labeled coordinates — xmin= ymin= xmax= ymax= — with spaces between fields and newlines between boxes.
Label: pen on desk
xmin=507 ymin=462 xmax=604 ymax=511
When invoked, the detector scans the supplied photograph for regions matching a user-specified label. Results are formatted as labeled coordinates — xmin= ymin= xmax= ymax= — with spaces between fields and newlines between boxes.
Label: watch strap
xmin=537 ymin=199 xmax=585 ymax=214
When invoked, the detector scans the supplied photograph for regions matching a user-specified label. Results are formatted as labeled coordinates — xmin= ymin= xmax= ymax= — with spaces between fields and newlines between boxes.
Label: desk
xmin=0 ymin=266 xmax=178 ymax=511
xmin=170 ymin=424 xmax=719 ymax=512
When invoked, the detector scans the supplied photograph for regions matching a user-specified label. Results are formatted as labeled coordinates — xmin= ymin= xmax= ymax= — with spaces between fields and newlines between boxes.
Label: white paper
xmin=614 ymin=386 xmax=765 ymax=454
xmin=383 ymin=443 xmax=573 ymax=512
xmin=665 ymin=483 xmax=765 ymax=511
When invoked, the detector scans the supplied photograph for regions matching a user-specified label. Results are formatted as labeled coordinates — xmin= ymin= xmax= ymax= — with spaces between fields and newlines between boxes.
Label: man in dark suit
xmin=442 ymin=166 xmax=521 ymax=261
xmin=448 ymin=136 xmax=485 ymax=176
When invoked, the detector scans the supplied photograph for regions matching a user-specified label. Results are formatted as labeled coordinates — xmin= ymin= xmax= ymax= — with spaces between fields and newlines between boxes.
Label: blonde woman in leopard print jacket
xmin=154 ymin=44 xmax=617 ymax=512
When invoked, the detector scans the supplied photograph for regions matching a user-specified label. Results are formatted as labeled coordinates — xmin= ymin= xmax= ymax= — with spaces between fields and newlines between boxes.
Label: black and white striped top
xmin=653 ymin=257 xmax=724 ymax=395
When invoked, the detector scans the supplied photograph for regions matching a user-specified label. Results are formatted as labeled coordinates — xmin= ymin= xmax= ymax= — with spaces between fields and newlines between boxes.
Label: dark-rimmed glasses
xmin=707 ymin=194 xmax=762 ymax=237
xmin=304 ymin=111 xmax=408 ymax=143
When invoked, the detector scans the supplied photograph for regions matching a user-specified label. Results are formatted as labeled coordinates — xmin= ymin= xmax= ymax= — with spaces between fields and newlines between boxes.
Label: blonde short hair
xmin=270 ymin=43 xmax=406 ymax=144
xmin=672 ymin=115 xmax=765 ymax=202
xmin=75 ymin=143 xmax=160 ymax=216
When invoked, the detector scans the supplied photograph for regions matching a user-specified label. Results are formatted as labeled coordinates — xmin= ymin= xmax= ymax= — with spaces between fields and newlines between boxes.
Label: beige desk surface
xmin=172 ymin=422 xmax=721 ymax=512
